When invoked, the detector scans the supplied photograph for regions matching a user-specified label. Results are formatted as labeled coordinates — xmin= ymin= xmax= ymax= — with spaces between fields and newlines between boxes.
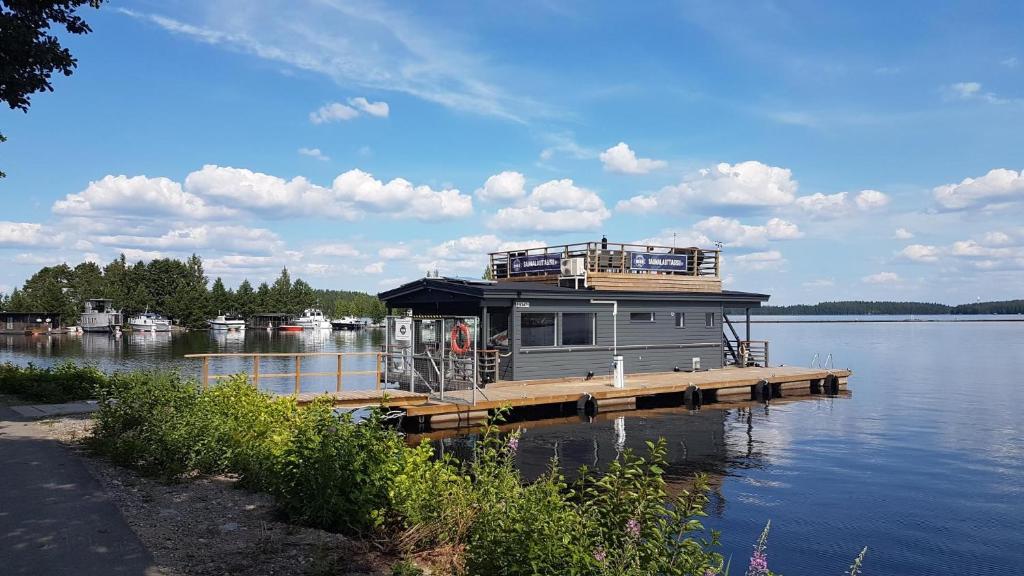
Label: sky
xmin=2 ymin=0 xmax=1023 ymax=305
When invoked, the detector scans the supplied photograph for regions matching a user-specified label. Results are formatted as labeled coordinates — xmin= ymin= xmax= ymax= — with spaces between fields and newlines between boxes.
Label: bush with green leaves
xmin=0 ymin=361 xmax=106 ymax=402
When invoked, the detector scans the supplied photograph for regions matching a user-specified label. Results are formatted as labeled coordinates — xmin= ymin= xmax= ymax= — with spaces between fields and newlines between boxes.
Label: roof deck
xmin=489 ymin=241 xmax=722 ymax=293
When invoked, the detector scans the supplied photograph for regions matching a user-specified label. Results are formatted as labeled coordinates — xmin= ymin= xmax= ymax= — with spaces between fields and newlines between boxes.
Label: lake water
xmin=3 ymin=317 xmax=1023 ymax=574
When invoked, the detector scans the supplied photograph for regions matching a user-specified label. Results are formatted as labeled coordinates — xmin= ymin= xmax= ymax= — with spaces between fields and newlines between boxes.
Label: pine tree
xmin=235 ymin=279 xmax=256 ymax=318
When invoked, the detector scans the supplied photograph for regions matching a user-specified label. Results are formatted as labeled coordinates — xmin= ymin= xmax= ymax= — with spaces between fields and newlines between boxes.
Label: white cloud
xmin=331 ymin=169 xmax=473 ymax=220
xmin=120 ymin=248 xmax=167 ymax=263
xmin=475 ymin=171 xmax=526 ymax=202
xmin=538 ymin=133 xmax=598 ymax=163
xmin=945 ymin=82 xmax=1006 ymax=104
xmin=933 ymin=168 xmax=1024 ymax=210
xmin=309 ymin=102 xmax=359 ymax=124
xmin=732 ymin=250 xmax=785 ymax=271
xmin=693 ymin=216 xmax=802 ymax=248
xmin=862 ymin=271 xmax=901 ymax=285
xmin=599 ymin=142 xmax=666 ymax=174
xmin=311 ymin=243 xmax=361 ymax=257
xmin=53 ymin=174 xmax=235 ymax=220
xmin=982 ymin=231 xmax=1013 ymax=246
xmin=1002 ymin=57 xmax=1019 ymax=68
xmin=379 ymin=246 xmax=410 ymax=259
xmin=0 ymin=222 xmax=61 ymax=248
xmin=298 ymin=147 xmax=329 ymax=161
xmin=417 ymin=234 xmax=545 ymax=275
xmin=349 ymin=97 xmax=389 ymax=118
xmin=899 ymin=244 xmax=940 ymax=262
xmin=802 ymin=278 xmax=835 ymax=289
xmin=617 ymin=160 xmax=797 ymax=213
xmin=635 ymin=230 xmax=713 ymax=248
xmin=489 ymin=179 xmax=610 ymax=233
xmin=97 ymin=225 xmax=282 ymax=255
xmin=184 ymin=165 xmax=348 ymax=218
xmin=794 ymin=192 xmax=848 ymax=216
xmin=362 ymin=262 xmax=385 ymax=274
xmin=894 ymin=228 xmax=915 ymax=240
xmin=855 ymin=189 xmax=890 ymax=210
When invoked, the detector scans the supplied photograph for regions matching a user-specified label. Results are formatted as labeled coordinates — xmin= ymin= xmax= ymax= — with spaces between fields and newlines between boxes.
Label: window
xmin=629 ymin=312 xmax=655 ymax=323
xmin=521 ymin=313 xmax=556 ymax=347
xmin=675 ymin=312 xmax=685 ymax=328
xmin=561 ymin=313 xmax=595 ymax=346
xmin=705 ymin=312 xmax=715 ymax=328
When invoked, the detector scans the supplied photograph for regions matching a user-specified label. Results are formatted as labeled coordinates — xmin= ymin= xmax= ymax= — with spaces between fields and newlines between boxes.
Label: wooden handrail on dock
xmin=184 ymin=351 xmax=383 ymax=394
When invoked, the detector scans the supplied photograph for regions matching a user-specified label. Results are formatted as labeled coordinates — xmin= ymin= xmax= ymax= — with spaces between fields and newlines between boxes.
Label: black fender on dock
xmin=753 ymin=378 xmax=771 ymax=402
xmin=684 ymin=384 xmax=702 ymax=410
xmin=577 ymin=393 xmax=597 ymax=417
xmin=823 ymin=373 xmax=840 ymax=395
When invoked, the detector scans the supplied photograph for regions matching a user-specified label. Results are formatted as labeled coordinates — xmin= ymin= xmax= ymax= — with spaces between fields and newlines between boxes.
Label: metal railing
xmin=489 ymin=241 xmax=721 ymax=280
xmin=185 ymin=351 xmax=383 ymax=394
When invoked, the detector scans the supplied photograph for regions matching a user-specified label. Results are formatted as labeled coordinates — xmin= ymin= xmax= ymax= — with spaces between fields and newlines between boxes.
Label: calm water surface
xmin=3 ymin=317 xmax=1023 ymax=574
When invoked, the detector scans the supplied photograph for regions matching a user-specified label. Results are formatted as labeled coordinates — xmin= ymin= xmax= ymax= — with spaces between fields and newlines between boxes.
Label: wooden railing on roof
xmin=488 ymin=241 xmax=722 ymax=293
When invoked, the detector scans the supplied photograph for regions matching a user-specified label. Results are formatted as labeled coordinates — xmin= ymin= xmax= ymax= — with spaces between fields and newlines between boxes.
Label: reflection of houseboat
xmin=295 ymin=308 xmax=332 ymax=330
xmin=0 ymin=312 xmax=63 ymax=335
xmin=129 ymin=311 xmax=171 ymax=332
xmin=331 ymin=316 xmax=364 ymax=330
xmin=81 ymin=299 xmax=122 ymax=333
xmin=208 ymin=315 xmax=246 ymax=331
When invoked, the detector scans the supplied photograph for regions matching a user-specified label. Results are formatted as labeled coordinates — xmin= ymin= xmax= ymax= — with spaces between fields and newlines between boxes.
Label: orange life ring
xmin=450 ymin=322 xmax=472 ymax=354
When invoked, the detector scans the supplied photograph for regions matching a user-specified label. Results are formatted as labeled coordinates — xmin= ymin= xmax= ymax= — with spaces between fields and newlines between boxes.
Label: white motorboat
xmin=81 ymin=299 xmax=123 ymax=333
xmin=129 ymin=311 xmax=171 ymax=332
xmin=294 ymin=308 xmax=332 ymax=330
xmin=330 ymin=316 xmax=364 ymax=330
xmin=209 ymin=314 xmax=246 ymax=331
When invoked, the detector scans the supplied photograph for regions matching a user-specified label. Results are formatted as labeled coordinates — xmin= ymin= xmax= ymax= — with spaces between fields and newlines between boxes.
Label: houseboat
xmin=208 ymin=314 xmax=246 ymax=331
xmin=81 ymin=299 xmax=123 ymax=333
xmin=129 ymin=311 xmax=171 ymax=332
xmin=0 ymin=312 xmax=63 ymax=335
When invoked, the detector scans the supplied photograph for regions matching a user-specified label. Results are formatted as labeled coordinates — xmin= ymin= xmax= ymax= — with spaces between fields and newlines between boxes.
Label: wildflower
xmin=747 ymin=551 xmax=768 ymax=576
xmin=593 ymin=547 xmax=606 ymax=563
xmin=704 ymin=569 xmax=719 ymax=576
xmin=507 ymin=434 xmax=519 ymax=454
xmin=626 ymin=517 xmax=641 ymax=538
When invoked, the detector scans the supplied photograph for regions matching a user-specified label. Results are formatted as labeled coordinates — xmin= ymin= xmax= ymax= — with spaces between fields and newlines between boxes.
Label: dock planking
xmin=289 ymin=366 xmax=851 ymax=419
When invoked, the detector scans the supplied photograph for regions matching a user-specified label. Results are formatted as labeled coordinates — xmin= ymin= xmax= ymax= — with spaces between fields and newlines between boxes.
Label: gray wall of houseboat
xmin=509 ymin=299 xmax=725 ymax=381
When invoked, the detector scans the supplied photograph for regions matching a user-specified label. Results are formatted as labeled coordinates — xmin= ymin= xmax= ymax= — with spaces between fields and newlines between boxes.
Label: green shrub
xmin=0 ymin=361 xmax=106 ymax=403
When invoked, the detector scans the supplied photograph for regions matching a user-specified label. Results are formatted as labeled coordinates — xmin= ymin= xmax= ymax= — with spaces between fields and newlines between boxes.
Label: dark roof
xmin=379 ymin=278 xmax=769 ymax=305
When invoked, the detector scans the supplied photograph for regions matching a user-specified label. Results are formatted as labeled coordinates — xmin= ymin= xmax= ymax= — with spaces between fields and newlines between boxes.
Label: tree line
xmin=0 ymin=254 xmax=387 ymax=328
xmin=751 ymin=300 xmax=1024 ymax=315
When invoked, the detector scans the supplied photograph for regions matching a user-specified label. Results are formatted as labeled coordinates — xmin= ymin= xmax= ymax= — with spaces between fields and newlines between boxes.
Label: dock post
xmin=375 ymin=352 xmax=382 ymax=391
xmin=294 ymin=356 xmax=302 ymax=395
xmin=342 ymin=350 xmax=350 ymax=389
xmin=253 ymin=354 xmax=260 ymax=388
xmin=202 ymin=357 xmax=209 ymax=390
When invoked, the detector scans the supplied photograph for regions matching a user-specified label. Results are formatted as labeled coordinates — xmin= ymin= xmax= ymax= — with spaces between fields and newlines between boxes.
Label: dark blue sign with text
xmin=628 ymin=252 xmax=689 ymax=272
xmin=510 ymin=254 xmax=562 ymax=274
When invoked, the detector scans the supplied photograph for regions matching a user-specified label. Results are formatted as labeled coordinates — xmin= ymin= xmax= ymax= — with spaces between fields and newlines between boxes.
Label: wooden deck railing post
xmin=376 ymin=352 xmax=382 ymax=390
xmin=337 ymin=353 xmax=343 ymax=392
xmin=202 ymin=357 xmax=209 ymax=390
xmin=294 ymin=356 xmax=302 ymax=395
xmin=252 ymin=354 xmax=260 ymax=387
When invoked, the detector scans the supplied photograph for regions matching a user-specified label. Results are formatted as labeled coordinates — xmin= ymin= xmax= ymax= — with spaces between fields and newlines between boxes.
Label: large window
xmin=630 ymin=312 xmax=655 ymax=323
xmin=521 ymin=313 xmax=556 ymax=347
xmin=675 ymin=312 xmax=685 ymax=328
xmin=561 ymin=313 xmax=595 ymax=346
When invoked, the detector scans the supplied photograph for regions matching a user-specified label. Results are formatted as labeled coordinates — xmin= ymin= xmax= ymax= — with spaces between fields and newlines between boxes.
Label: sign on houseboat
xmin=628 ymin=251 xmax=689 ymax=272
xmin=510 ymin=254 xmax=562 ymax=274
xmin=394 ymin=318 xmax=412 ymax=342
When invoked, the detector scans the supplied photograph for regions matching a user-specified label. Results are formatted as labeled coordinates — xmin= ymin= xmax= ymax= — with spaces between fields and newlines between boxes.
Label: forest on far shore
xmin=0 ymin=254 xmax=386 ymax=328
xmin=748 ymin=300 xmax=1024 ymax=315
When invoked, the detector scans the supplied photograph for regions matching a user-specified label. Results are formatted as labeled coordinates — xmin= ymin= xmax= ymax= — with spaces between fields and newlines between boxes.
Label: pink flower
xmin=593 ymin=547 xmax=606 ymax=563
xmin=507 ymin=435 xmax=519 ymax=454
xmin=626 ymin=518 xmax=641 ymax=538
xmin=747 ymin=551 xmax=769 ymax=576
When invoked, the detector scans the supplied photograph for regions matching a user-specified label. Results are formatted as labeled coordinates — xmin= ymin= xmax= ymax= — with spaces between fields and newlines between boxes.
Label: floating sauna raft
xmin=294 ymin=365 xmax=851 ymax=425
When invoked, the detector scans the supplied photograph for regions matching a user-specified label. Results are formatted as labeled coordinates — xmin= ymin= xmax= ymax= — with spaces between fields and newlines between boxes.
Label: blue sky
xmin=2 ymin=0 xmax=1023 ymax=304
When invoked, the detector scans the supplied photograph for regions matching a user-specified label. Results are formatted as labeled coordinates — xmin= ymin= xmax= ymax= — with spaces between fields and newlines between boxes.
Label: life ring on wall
xmin=450 ymin=322 xmax=472 ymax=355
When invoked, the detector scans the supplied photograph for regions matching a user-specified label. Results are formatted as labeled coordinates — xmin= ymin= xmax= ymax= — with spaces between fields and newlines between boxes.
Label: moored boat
xmin=129 ymin=311 xmax=171 ymax=332
xmin=330 ymin=316 xmax=364 ymax=330
xmin=209 ymin=314 xmax=246 ymax=331
xmin=81 ymin=299 xmax=123 ymax=333
xmin=294 ymin=308 xmax=332 ymax=330
xmin=277 ymin=324 xmax=304 ymax=332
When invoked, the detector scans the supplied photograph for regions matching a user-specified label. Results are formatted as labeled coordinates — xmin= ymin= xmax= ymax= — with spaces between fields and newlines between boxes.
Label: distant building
xmin=0 ymin=312 xmax=64 ymax=335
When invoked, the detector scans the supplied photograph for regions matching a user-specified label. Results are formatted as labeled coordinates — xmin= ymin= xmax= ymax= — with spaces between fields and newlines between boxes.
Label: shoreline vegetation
xmin=2 ymin=363 xmax=869 ymax=575
xmin=0 ymin=254 xmax=386 ymax=329
xmin=749 ymin=299 xmax=1024 ymax=316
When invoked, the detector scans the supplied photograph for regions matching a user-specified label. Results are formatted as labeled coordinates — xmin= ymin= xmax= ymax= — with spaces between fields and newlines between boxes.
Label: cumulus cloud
xmin=862 ymin=271 xmax=901 ymax=285
xmin=599 ymin=142 xmax=666 ymax=174
xmin=417 ymin=235 xmax=545 ymax=275
xmin=475 ymin=171 xmax=526 ymax=202
xmin=489 ymin=179 xmax=610 ymax=233
xmin=899 ymin=244 xmax=940 ymax=262
xmin=855 ymin=189 xmax=890 ymax=210
xmin=97 ymin=225 xmax=283 ymax=255
xmin=933 ymin=168 xmax=1024 ymax=210
xmin=311 ymin=243 xmax=361 ymax=257
xmin=617 ymin=161 xmax=797 ymax=213
xmin=348 ymin=97 xmax=389 ymax=117
xmin=331 ymin=169 xmax=473 ymax=220
xmin=298 ymin=147 xmax=329 ymax=161
xmin=309 ymin=102 xmax=359 ymax=124
xmin=379 ymin=246 xmax=410 ymax=259
xmin=894 ymin=228 xmax=915 ymax=240
xmin=53 ymin=174 xmax=236 ymax=220
xmin=184 ymin=165 xmax=348 ymax=218
xmin=0 ymin=221 xmax=61 ymax=248
xmin=693 ymin=216 xmax=802 ymax=248
xmin=634 ymin=229 xmax=713 ymax=248
xmin=945 ymin=82 xmax=1005 ymax=104
xmin=732 ymin=250 xmax=785 ymax=271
